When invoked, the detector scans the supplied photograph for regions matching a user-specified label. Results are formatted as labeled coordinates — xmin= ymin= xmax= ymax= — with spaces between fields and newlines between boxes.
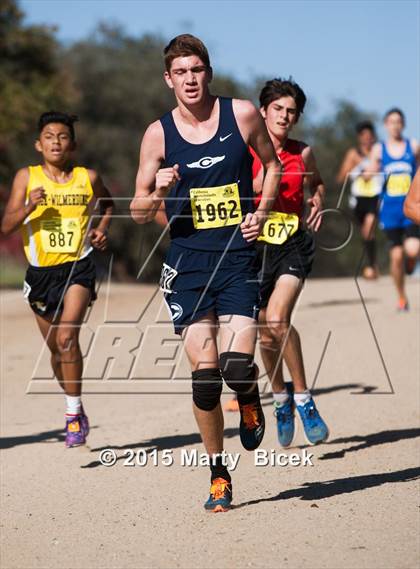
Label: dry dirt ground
xmin=1 ymin=276 xmax=419 ymax=569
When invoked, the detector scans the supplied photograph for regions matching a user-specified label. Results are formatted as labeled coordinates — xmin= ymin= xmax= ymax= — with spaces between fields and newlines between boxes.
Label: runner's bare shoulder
xmin=231 ymin=98 xmax=259 ymax=120
xmin=140 ymin=120 xmax=165 ymax=160
xmin=232 ymin=99 xmax=262 ymax=143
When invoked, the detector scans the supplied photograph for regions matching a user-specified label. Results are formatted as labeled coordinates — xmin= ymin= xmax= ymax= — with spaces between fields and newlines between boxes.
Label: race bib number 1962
xmin=258 ymin=211 xmax=299 ymax=245
xmin=190 ymin=183 xmax=242 ymax=229
xmin=40 ymin=217 xmax=82 ymax=253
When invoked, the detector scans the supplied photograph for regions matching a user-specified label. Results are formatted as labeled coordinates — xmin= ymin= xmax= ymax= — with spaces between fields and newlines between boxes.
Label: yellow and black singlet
xmin=21 ymin=166 xmax=95 ymax=267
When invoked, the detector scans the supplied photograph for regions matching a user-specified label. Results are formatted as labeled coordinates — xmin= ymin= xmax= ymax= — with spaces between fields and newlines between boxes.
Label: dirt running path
xmin=1 ymin=277 xmax=419 ymax=569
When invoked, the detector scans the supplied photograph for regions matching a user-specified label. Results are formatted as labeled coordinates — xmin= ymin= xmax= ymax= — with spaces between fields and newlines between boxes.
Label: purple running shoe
xmin=65 ymin=415 xmax=86 ymax=448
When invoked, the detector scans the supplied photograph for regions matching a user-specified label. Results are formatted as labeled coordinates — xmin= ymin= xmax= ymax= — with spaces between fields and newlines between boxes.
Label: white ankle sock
xmin=273 ymin=389 xmax=289 ymax=406
xmin=294 ymin=390 xmax=311 ymax=406
xmin=65 ymin=395 xmax=82 ymax=416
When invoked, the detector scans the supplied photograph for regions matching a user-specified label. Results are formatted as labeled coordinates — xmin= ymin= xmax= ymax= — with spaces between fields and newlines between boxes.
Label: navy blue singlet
xmin=160 ymin=97 xmax=255 ymax=251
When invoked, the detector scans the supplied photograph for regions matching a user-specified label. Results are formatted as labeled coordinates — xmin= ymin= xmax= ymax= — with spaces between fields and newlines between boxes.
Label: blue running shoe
xmin=296 ymin=398 xmax=329 ymax=445
xmin=204 ymin=478 xmax=232 ymax=512
xmin=274 ymin=403 xmax=294 ymax=448
xmin=273 ymin=381 xmax=295 ymax=448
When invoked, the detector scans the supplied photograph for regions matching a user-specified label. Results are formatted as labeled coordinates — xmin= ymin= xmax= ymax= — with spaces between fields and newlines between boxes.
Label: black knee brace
xmin=192 ymin=368 xmax=223 ymax=411
xmin=219 ymin=351 xmax=258 ymax=399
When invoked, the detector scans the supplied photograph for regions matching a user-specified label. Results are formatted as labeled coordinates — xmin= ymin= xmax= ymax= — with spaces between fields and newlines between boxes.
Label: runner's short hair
xmin=259 ymin=78 xmax=307 ymax=119
xmin=38 ymin=111 xmax=78 ymax=141
xmin=356 ymin=121 xmax=376 ymax=135
xmin=164 ymin=34 xmax=210 ymax=71
xmin=384 ymin=107 xmax=405 ymax=124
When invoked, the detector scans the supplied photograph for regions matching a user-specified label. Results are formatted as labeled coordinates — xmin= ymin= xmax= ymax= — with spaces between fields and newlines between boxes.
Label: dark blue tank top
xmin=160 ymin=97 xmax=255 ymax=251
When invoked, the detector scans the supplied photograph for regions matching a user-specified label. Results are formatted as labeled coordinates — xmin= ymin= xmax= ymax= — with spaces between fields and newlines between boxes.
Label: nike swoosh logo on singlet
xmin=219 ymin=133 xmax=233 ymax=142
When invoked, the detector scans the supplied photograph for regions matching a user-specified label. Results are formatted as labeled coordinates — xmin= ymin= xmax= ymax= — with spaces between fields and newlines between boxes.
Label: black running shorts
xmin=353 ymin=196 xmax=380 ymax=225
xmin=256 ymin=230 xmax=315 ymax=308
xmin=384 ymin=224 xmax=420 ymax=248
xmin=23 ymin=255 xmax=97 ymax=317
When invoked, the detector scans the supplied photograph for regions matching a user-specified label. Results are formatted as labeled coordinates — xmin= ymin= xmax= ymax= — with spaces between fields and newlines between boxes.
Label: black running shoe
xmin=238 ymin=398 xmax=265 ymax=450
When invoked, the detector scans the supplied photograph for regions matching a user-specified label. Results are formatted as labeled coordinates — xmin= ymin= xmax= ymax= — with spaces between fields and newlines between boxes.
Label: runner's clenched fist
xmin=155 ymin=164 xmax=181 ymax=196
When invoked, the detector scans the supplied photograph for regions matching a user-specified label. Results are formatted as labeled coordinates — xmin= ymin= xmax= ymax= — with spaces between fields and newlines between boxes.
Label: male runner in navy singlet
xmin=130 ymin=35 xmax=282 ymax=511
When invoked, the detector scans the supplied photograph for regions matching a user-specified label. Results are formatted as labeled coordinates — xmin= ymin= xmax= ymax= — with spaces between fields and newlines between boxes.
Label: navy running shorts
xmin=161 ymin=243 xmax=260 ymax=335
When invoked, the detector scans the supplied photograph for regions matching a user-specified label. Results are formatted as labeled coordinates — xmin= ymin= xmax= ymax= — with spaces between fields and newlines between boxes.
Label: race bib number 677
xmin=258 ymin=211 xmax=299 ymax=245
xmin=190 ymin=183 xmax=242 ymax=229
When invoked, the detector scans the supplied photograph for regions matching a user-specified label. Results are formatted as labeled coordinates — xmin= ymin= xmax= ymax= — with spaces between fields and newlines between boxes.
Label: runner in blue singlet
xmin=371 ymin=108 xmax=419 ymax=310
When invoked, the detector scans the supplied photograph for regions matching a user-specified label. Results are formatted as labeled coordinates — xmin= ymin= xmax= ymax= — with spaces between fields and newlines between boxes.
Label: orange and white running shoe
xmin=204 ymin=478 xmax=232 ymax=512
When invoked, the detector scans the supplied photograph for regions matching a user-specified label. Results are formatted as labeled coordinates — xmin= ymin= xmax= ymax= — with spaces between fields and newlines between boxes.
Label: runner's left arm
xmin=233 ymin=99 xmax=282 ymax=242
xmin=302 ymin=145 xmax=325 ymax=232
xmin=88 ymin=170 xmax=114 ymax=251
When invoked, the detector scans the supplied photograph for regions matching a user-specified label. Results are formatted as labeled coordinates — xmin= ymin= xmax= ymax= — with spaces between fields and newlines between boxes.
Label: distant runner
xmin=337 ymin=121 xmax=382 ymax=279
xmin=371 ymin=108 xmax=419 ymax=310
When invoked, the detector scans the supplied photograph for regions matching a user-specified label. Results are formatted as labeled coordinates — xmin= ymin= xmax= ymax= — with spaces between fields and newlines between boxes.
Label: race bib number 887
xmin=40 ymin=217 xmax=82 ymax=253
xmin=190 ymin=183 xmax=242 ymax=229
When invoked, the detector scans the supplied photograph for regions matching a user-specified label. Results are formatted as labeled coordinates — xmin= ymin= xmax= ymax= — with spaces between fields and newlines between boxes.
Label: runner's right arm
xmin=130 ymin=121 xmax=180 ymax=224
xmin=1 ymin=168 xmax=45 ymax=235
xmin=403 ymin=168 xmax=420 ymax=224
xmin=154 ymin=203 xmax=169 ymax=227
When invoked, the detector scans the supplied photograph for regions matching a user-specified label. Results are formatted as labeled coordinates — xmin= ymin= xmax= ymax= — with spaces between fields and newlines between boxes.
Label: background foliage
xmin=0 ymin=0 xmax=388 ymax=284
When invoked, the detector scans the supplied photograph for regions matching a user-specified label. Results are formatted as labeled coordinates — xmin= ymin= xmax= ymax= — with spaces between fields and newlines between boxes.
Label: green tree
xmin=0 ymin=5 xmax=387 ymax=282
xmin=0 ymin=0 xmax=74 ymax=181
